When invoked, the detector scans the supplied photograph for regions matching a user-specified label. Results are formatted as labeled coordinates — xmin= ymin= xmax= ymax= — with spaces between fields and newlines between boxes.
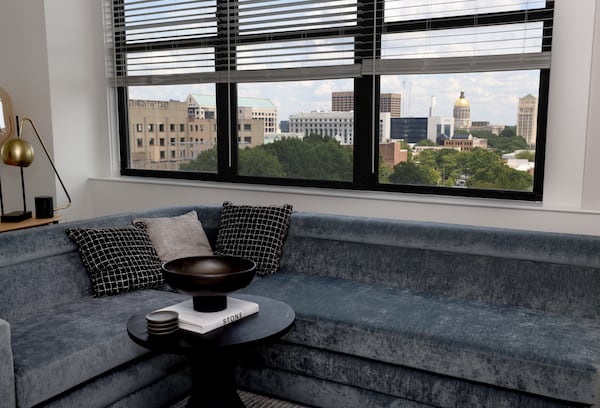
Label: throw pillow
xmin=67 ymin=225 xmax=164 ymax=297
xmin=133 ymin=210 xmax=213 ymax=262
xmin=215 ymin=201 xmax=293 ymax=276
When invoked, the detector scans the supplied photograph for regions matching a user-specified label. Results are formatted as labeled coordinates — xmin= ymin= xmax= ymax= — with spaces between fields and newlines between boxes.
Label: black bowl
xmin=161 ymin=256 xmax=256 ymax=312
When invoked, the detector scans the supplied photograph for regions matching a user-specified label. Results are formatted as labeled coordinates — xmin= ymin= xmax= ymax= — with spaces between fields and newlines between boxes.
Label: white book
xmin=158 ymin=297 xmax=259 ymax=334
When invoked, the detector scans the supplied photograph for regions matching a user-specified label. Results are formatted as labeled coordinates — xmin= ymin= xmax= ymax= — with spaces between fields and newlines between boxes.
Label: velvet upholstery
xmin=11 ymin=289 xmax=186 ymax=407
xmin=0 ymin=319 xmax=15 ymax=408
xmin=239 ymin=273 xmax=600 ymax=405
xmin=0 ymin=205 xmax=219 ymax=408
xmin=2 ymin=204 xmax=600 ymax=408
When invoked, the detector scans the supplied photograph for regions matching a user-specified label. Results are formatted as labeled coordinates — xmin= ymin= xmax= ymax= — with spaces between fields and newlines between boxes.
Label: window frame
xmin=113 ymin=0 xmax=553 ymax=201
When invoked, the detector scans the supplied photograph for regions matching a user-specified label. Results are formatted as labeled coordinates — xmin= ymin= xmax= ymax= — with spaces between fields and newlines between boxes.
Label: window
xmin=109 ymin=0 xmax=553 ymax=200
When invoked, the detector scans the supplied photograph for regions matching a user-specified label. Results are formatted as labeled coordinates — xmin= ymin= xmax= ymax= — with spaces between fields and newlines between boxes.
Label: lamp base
xmin=1 ymin=210 xmax=32 ymax=223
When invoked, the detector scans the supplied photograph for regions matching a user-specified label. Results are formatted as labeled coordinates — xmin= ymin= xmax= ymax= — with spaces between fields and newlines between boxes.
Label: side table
xmin=127 ymin=294 xmax=295 ymax=408
xmin=0 ymin=215 xmax=61 ymax=233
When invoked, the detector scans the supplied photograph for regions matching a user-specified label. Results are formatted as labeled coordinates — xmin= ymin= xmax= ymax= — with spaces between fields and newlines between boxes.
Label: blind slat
xmin=110 ymin=64 xmax=362 ymax=86
xmin=108 ymin=0 xmax=552 ymax=83
xmin=362 ymin=52 xmax=551 ymax=75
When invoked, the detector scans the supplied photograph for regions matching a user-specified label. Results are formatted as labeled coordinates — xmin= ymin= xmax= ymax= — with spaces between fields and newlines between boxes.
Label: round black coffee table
xmin=127 ymin=294 xmax=295 ymax=408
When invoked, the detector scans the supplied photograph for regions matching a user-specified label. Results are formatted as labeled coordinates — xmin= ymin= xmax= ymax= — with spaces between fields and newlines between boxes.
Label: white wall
xmin=2 ymin=0 xmax=600 ymax=235
xmin=0 ymin=2 xmax=55 ymax=217
xmin=0 ymin=0 xmax=108 ymax=221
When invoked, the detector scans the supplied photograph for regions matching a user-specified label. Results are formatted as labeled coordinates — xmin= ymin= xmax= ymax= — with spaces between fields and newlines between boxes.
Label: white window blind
xmin=364 ymin=0 xmax=553 ymax=75
xmin=108 ymin=0 xmax=553 ymax=83
xmin=108 ymin=0 xmax=363 ymax=86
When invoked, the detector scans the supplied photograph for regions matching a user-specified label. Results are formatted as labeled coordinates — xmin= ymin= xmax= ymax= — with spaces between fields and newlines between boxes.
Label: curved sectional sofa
xmin=2 ymin=205 xmax=600 ymax=407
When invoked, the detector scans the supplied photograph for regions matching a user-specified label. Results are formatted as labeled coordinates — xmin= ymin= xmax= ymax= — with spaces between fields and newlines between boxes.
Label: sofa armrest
xmin=0 ymin=319 xmax=15 ymax=408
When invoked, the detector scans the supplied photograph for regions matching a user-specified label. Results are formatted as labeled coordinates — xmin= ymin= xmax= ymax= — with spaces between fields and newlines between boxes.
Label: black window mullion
xmin=113 ymin=0 xmax=130 ymax=174
xmin=216 ymin=0 xmax=237 ymax=179
xmin=354 ymin=0 xmax=382 ymax=188
xmin=117 ymin=87 xmax=130 ymax=173
xmin=531 ymin=68 xmax=550 ymax=201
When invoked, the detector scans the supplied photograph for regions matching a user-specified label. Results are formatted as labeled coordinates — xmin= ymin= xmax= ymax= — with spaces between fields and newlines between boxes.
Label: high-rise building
xmin=390 ymin=118 xmax=428 ymax=144
xmin=127 ymin=99 xmax=191 ymax=170
xmin=332 ymin=91 xmax=402 ymax=118
xmin=128 ymin=96 xmax=266 ymax=170
xmin=453 ymin=90 xmax=471 ymax=130
xmin=187 ymin=94 xmax=278 ymax=134
xmin=331 ymin=91 xmax=354 ymax=112
xmin=289 ymin=111 xmax=355 ymax=144
xmin=289 ymin=111 xmax=391 ymax=145
xmin=517 ymin=94 xmax=538 ymax=146
xmin=380 ymin=93 xmax=402 ymax=118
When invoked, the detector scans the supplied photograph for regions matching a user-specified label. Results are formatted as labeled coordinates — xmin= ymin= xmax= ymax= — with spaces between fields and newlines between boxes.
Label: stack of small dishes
xmin=146 ymin=310 xmax=179 ymax=336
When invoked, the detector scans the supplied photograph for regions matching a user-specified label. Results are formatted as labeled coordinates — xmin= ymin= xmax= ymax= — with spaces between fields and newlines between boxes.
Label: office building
xmin=517 ymin=94 xmax=539 ymax=146
xmin=332 ymin=91 xmax=402 ymax=118
xmin=453 ymin=90 xmax=471 ymax=130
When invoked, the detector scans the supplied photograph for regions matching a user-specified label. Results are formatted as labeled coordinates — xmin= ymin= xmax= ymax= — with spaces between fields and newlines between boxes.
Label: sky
xmin=130 ymin=68 xmax=540 ymax=127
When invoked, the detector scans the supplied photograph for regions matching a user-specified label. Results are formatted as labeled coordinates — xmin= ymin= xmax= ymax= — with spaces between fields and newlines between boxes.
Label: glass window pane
xmin=385 ymin=0 xmax=547 ymax=23
xmin=127 ymin=84 xmax=217 ymax=172
xmin=382 ymin=23 xmax=545 ymax=60
xmin=379 ymin=71 xmax=539 ymax=192
xmin=234 ymin=79 xmax=354 ymax=181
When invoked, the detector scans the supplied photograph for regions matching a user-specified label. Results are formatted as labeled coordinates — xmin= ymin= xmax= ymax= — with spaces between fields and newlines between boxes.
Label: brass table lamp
xmin=0 ymin=116 xmax=71 ymax=222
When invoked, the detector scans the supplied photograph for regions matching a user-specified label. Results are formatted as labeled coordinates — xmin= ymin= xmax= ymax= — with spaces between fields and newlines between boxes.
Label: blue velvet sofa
xmin=2 ymin=204 xmax=600 ymax=407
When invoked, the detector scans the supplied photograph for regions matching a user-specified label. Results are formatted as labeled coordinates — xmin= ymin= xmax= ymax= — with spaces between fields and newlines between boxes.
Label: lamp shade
xmin=1 ymin=138 xmax=34 ymax=167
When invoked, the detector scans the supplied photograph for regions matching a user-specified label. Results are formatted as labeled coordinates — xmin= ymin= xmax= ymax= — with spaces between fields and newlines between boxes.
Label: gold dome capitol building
xmin=453 ymin=90 xmax=471 ymax=130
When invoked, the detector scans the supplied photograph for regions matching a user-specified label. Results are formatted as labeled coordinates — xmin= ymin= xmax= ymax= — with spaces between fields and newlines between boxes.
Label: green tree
xmin=264 ymin=134 xmax=352 ymax=181
xmin=378 ymin=153 xmax=393 ymax=184
xmin=180 ymin=147 xmax=218 ymax=172
xmin=515 ymin=151 xmax=535 ymax=162
xmin=500 ymin=126 xmax=516 ymax=138
xmin=414 ymin=149 xmax=437 ymax=169
xmin=389 ymin=161 xmax=437 ymax=185
xmin=415 ymin=139 xmax=436 ymax=146
xmin=460 ymin=148 xmax=532 ymax=190
xmin=239 ymin=147 xmax=285 ymax=177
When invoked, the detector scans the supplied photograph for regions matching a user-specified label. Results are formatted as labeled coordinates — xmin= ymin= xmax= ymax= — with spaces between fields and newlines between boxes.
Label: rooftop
xmin=189 ymin=94 xmax=276 ymax=110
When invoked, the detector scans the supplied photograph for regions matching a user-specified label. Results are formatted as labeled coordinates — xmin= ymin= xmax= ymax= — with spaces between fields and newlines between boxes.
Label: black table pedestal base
xmin=126 ymin=295 xmax=295 ymax=407
xmin=186 ymin=354 xmax=244 ymax=408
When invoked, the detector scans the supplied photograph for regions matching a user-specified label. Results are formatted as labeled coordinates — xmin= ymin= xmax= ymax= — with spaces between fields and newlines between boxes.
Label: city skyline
xmin=129 ymin=69 xmax=541 ymax=129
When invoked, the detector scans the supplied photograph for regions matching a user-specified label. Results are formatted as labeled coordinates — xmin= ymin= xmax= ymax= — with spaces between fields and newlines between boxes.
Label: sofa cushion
xmin=239 ymin=272 xmax=600 ymax=404
xmin=67 ymin=226 xmax=164 ymax=296
xmin=10 ymin=289 xmax=186 ymax=408
xmin=215 ymin=202 xmax=293 ymax=276
xmin=133 ymin=210 xmax=213 ymax=262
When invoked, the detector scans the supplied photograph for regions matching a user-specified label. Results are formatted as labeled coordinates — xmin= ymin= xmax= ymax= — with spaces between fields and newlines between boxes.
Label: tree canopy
xmin=180 ymin=133 xmax=533 ymax=191
xmin=180 ymin=134 xmax=352 ymax=181
xmin=384 ymin=147 xmax=532 ymax=191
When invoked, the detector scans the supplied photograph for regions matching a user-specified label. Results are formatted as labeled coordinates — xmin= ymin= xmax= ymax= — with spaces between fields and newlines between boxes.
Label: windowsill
xmin=89 ymin=175 xmax=600 ymax=216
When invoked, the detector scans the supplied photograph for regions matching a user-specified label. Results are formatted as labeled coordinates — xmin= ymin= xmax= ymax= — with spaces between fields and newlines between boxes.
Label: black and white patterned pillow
xmin=215 ymin=202 xmax=293 ymax=276
xmin=67 ymin=226 xmax=164 ymax=297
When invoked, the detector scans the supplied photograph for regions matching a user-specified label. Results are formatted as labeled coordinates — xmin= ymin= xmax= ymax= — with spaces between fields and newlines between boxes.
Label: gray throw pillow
xmin=67 ymin=225 xmax=164 ymax=297
xmin=215 ymin=202 xmax=293 ymax=276
xmin=133 ymin=210 xmax=213 ymax=262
